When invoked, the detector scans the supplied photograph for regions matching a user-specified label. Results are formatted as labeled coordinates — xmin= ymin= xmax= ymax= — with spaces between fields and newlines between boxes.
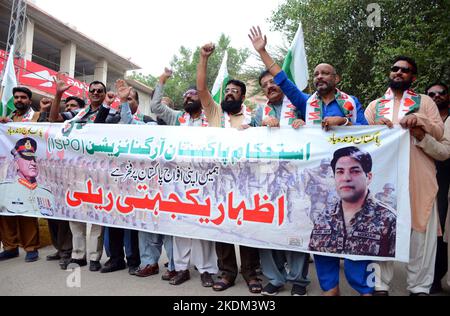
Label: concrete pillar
xmin=60 ymin=42 xmax=77 ymax=77
xmin=22 ymin=19 xmax=34 ymax=61
xmin=94 ymin=59 xmax=108 ymax=84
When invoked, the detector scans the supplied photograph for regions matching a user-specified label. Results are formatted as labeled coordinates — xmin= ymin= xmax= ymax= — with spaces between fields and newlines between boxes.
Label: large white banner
xmin=0 ymin=123 xmax=411 ymax=262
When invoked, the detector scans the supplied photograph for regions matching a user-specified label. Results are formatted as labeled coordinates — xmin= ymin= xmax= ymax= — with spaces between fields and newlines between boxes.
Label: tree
xmin=130 ymin=34 xmax=250 ymax=108
xmin=270 ymin=0 xmax=450 ymax=106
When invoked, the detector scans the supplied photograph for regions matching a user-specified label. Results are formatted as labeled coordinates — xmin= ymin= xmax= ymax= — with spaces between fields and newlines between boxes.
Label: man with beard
xmin=121 ymin=70 xmax=217 ymax=286
xmin=365 ymin=56 xmax=444 ymax=296
xmin=0 ymin=138 xmax=55 ymax=262
xmin=248 ymin=26 xmax=368 ymax=129
xmin=197 ymin=44 xmax=262 ymax=294
xmin=197 ymin=44 xmax=252 ymax=129
xmin=0 ymin=87 xmax=48 ymax=123
xmin=411 ymin=83 xmax=449 ymax=294
xmin=250 ymin=70 xmax=304 ymax=128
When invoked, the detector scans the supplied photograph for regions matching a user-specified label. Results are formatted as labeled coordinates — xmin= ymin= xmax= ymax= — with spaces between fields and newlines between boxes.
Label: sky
xmin=32 ymin=0 xmax=287 ymax=76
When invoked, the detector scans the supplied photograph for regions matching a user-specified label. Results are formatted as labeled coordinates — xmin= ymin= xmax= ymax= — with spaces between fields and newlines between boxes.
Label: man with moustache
xmin=49 ymin=74 xmax=117 ymax=273
xmin=120 ymin=69 xmax=217 ymax=287
xmin=249 ymin=26 xmax=370 ymax=296
xmin=197 ymin=43 xmax=262 ymax=294
xmin=247 ymin=70 xmax=310 ymax=296
xmin=248 ymin=26 xmax=368 ymax=129
xmin=0 ymin=87 xmax=48 ymax=123
xmin=309 ymin=147 xmax=397 ymax=258
xmin=365 ymin=56 xmax=444 ymax=296
xmin=250 ymin=70 xmax=304 ymax=128
xmin=413 ymin=82 xmax=449 ymax=294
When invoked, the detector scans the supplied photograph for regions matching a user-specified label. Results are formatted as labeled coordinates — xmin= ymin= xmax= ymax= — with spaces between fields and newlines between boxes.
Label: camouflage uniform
xmin=309 ymin=194 xmax=397 ymax=257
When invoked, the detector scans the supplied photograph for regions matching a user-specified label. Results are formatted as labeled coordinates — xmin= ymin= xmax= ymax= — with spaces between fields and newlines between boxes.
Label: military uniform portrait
xmin=309 ymin=146 xmax=397 ymax=257
xmin=0 ymin=137 xmax=55 ymax=217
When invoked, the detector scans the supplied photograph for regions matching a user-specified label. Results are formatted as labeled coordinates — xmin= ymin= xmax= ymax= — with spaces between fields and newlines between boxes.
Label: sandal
xmin=247 ymin=279 xmax=262 ymax=294
xmin=213 ymin=279 xmax=235 ymax=291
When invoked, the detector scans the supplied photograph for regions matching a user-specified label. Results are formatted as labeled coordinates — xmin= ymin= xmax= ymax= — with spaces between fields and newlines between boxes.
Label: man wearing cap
xmin=0 ymin=137 xmax=55 ymax=262
xmin=309 ymin=146 xmax=397 ymax=296
xmin=375 ymin=183 xmax=397 ymax=209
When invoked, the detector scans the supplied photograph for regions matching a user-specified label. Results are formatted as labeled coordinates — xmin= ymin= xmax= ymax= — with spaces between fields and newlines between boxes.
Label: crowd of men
xmin=0 ymin=26 xmax=449 ymax=296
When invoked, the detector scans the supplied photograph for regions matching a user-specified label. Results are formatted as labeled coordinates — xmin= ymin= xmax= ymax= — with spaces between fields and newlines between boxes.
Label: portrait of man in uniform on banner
xmin=309 ymin=146 xmax=397 ymax=258
xmin=0 ymin=137 xmax=55 ymax=217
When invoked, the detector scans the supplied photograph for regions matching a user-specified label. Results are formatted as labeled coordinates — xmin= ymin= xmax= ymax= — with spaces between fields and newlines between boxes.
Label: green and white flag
xmin=282 ymin=22 xmax=309 ymax=91
xmin=212 ymin=51 xmax=229 ymax=104
xmin=1 ymin=45 xmax=17 ymax=117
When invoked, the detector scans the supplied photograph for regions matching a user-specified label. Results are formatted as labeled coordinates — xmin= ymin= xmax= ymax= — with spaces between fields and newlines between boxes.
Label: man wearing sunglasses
xmin=49 ymin=73 xmax=116 ymax=124
xmin=365 ymin=56 xmax=444 ymax=296
xmin=0 ymin=137 xmax=55 ymax=263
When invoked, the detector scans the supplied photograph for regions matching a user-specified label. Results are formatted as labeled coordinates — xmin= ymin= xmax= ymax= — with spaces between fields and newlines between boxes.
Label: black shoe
xmin=46 ymin=252 xmax=61 ymax=261
xmin=0 ymin=248 xmax=19 ymax=261
xmin=430 ymin=283 xmax=443 ymax=295
xmin=89 ymin=261 xmax=102 ymax=272
xmin=100 ymin=261 xmax=125 ymax=273
xmin=69 ymin=258 xmax=87 ymax=267
xmin=261 ymin=283 xmax=283 ymax=296
xmin=59 ymin=258 xmax=72 ymax=270
xmin=291 ymin=284 xmax=307 ymax=296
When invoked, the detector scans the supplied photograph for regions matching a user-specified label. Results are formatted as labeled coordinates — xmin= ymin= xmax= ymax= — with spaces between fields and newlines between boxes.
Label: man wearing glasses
xmin=48 ymin=75 xmax=116 ymax=273
xmin=365 ymin=56 xmax=444 ymax=296
xmin=197 ymin=43 xmax=262 ymax=294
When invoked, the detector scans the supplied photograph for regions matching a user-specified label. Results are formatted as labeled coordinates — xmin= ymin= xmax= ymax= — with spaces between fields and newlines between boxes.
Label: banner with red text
xmin=0 ymin=123 xmax=411 ymax=261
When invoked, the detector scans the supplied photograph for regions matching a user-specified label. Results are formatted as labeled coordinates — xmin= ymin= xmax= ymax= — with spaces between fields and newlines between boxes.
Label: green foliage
xmin=130 ymin=34 xmax=250 ymax=108
xmin=270 ymin=0 xmax=450 ymax=106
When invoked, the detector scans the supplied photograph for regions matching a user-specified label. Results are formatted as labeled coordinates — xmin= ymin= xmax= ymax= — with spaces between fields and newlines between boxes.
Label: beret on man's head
xmin=331 ymin=146 xmax=372 ymax=174
xmin=11 ymin=137 xmax=37 ymax=161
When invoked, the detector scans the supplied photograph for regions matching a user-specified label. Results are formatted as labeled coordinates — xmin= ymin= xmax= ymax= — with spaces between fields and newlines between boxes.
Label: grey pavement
xmin=0 ymin=245 xmax=449 ymax=296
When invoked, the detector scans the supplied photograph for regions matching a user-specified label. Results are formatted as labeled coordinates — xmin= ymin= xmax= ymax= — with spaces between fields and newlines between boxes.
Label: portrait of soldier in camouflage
xmin=309 ymin=146 xmax=397 ymax=257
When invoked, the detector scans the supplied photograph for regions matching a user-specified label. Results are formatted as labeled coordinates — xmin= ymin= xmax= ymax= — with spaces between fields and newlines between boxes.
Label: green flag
xmin=1 ymin=45 xmax=17 ymax=117
xmin=282 ymin=22 xmax=309 ymax=91
xmin=212 ymin=51 xmax=229 ymax=104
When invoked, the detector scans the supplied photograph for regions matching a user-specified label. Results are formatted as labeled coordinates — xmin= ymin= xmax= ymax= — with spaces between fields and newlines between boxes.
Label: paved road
xmin=0 ymin=245 xmax=448 ymax=296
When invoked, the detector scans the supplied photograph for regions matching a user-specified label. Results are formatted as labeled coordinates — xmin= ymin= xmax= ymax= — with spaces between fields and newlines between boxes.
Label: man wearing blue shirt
xmin=248 ymin=26 xmax=367 ymax=129
xmin=249 ymin=26 xmax=372 ymax=296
